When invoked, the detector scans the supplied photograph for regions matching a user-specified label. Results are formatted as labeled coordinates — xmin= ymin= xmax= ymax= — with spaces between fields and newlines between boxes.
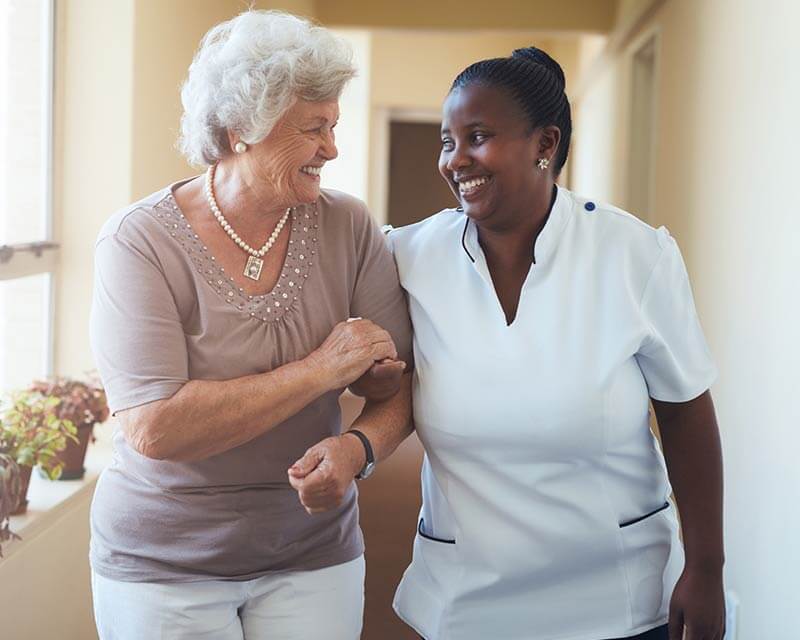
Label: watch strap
xmin=344 ymin=429 xmax=374 ymax=479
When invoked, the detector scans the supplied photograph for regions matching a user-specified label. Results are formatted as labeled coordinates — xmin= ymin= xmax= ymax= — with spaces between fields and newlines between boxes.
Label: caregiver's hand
xmin=287 ymin=434 xmax=365 ymax=514
xmin=349 ymin=358 xmax=406 ymax=401
xmin=668 ymin=566 xmax=726 ymax=640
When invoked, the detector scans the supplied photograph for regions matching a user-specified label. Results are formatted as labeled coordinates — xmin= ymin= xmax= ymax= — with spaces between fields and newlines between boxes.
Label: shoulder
xmin=318 ymin=188 xmax=371 ymax=221
xmin=386 ymin=207 xmax=465 ymax=253
xmin=563 ymin=189 xmax=673 ymax=263
xmin=96 ymin=185 xmax=176 ymax=252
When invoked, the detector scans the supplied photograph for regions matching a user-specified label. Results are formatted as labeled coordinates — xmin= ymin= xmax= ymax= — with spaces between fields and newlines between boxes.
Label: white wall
xmin=572 ymin=1 xmax=800 ymax=637
xmin=321 ymin=30 xmax=372 ymax=201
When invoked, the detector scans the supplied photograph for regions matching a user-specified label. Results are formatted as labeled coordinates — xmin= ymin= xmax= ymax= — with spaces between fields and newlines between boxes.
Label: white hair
xmin=178 ymin=10 xmax=356 ymax=166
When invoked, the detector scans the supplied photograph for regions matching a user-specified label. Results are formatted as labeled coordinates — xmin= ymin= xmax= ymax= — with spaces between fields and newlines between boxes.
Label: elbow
xmin=123 ymin=412 xmax=174 ymax=461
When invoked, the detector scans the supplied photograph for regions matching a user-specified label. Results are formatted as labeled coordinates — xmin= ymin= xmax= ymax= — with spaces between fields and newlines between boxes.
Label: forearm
xmin=348 ymin=372 xmax=413 ymax=465
xmin=126 ymin=357 xmax=331 ymax=462
xmin=654 ymin=391 xmax=725 ymax=572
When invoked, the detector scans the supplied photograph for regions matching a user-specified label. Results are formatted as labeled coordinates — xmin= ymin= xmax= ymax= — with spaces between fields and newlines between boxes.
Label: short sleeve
xmin=90 ymin=232 xmax=189 ymax=414
xmin=635 ymin=232 xmax=717 ymax=402
xmin=350 ymin=218 xmax=414 ymax=369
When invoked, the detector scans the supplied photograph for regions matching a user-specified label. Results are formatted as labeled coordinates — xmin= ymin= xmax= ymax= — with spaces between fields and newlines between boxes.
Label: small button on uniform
xmin=584 ymin=201 xmax=596 ymax=212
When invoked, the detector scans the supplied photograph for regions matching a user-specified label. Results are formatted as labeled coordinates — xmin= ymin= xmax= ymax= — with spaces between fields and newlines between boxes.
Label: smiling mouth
xmin=457 ymin=176 xmax=491 ymax=197
xmin=300 ymin=165 xmax=322 ymax=178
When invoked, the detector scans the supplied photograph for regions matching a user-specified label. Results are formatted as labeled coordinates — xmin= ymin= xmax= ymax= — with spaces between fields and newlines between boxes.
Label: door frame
xmin=369 ymin=107 xmax=442 ymax=225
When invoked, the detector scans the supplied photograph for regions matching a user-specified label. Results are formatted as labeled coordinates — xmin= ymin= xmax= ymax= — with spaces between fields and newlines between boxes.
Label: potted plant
xmin=29 ymin=378 xmax=109 ymax=480
xmin=0 ymin=390 xmax=77 ymax=514
xmin=1 ymin=452 xmax=22 ymax=556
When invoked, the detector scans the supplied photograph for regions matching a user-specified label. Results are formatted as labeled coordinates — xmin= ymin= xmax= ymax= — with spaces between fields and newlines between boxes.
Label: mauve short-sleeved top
xmin=89 ymin=180 xmax=413 ymax=583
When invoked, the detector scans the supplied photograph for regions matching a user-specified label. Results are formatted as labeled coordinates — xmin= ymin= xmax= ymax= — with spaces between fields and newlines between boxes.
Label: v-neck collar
xmin=460 ymin=185 xmax=570 ymax=270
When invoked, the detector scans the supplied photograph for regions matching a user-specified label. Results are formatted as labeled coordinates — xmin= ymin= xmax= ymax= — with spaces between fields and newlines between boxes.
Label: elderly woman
xmin=89 ymin=11 xmax=412 ymax=640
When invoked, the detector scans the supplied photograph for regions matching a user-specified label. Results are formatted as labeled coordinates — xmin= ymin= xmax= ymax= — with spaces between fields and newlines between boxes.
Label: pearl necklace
xmin=204 ymin=164 xmax=291 ymax=281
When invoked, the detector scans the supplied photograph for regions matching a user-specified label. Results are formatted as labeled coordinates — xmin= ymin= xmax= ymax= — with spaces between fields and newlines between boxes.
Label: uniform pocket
xmin=618 ymin=502 xmax=682 ymax=628
xmin=619 ymin=501 xmax=670 ymax=528
xmin=418 ymin=518 xmax=456 ymax=544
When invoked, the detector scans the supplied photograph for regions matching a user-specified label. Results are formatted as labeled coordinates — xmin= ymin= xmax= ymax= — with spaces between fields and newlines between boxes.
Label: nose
xmin=320 ymin=130 xmax=338 ymax=161
xmin=445 ymin=142 xmax=472 ymax=174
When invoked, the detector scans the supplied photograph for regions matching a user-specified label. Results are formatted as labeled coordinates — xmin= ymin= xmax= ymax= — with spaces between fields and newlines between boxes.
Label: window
xmin=0 ymin=0 xmax=56 ymax=392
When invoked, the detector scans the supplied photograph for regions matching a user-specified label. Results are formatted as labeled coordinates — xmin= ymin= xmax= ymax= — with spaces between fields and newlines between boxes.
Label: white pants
xmin=91 ymin=556 xmax=365 ymax=640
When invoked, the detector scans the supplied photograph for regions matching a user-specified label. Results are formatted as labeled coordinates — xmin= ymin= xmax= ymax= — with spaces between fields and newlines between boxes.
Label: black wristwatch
xmin=344 ymin=429 xmax=375 ymax=479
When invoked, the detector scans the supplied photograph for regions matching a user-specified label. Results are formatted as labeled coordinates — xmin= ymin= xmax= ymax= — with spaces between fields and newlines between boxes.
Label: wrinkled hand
xmin=307 ymin=319 xmax=398 ymax=392
xmin=288 ymin=435 xmax=365 ymax=514
xmin=348 ymin=358 xmax=406 ymax=401
xmin=668 ymin=567 xmax=726 ymax=640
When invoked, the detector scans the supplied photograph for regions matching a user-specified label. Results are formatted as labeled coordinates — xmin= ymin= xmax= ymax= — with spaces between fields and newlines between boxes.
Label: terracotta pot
xmin=55 ymin=423 xmax=94 ymax=480
xmin=11 ymin=464 xmax=32 ymax=516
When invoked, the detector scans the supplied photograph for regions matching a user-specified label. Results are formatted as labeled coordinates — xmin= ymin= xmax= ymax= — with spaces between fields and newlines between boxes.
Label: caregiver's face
xmin=439 ymin=83 xmax=541 ymax=228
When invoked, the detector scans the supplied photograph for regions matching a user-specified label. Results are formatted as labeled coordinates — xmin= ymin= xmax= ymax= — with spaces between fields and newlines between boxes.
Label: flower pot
xmin=54 ymin=423 xmax=94 ymax=480
xmin=11 ymin=464 xmax=32 ymax=516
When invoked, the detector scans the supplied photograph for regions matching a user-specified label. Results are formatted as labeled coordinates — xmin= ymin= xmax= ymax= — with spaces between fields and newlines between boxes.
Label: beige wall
xmin=370 ymin=31 xmax=578 ymax=112
xmin=0 ymin=487 xmax=96 ymax=638
xmin=314 ymin=0 xmax=617 ymax=32
xmin=572 ymin=0 xmax=800 ymax=637
xmin=53 ymin=0 xmax=135 ymax=378
xmin=367 ymin=30 xmax=581 ymax=219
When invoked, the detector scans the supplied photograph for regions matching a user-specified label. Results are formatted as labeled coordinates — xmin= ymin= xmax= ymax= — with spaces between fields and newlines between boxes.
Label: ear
xmin=537 ymin=125 xmax=561 ymax=161
xmin=225 ymin=129 xmax=238 ymax=152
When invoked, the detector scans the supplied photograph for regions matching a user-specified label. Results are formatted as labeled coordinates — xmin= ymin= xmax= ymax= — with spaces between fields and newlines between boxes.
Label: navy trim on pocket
xmin=418 ymin=518 xmax=456 ymax=544
xmin=619 ymin=501 xmax=670 ymax=528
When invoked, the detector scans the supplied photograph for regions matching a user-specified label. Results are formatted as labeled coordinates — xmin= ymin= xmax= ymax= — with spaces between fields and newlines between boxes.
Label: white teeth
xmin=301 ymin=166 xmax=322 ymax=176
xmin=458 ymin=176 xmax=489 ymax=192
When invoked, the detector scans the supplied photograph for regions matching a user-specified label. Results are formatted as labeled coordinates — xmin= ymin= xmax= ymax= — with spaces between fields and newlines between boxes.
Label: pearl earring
xmin=234 ymin=141 xmax=248 ymax=154
xmin=537 ymin=157 xmax=550 ymax=171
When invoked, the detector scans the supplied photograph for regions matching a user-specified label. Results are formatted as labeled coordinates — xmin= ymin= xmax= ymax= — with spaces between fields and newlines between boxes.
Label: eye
xmin=471 ymin=132 xmax=489 ymax=144
xmin=441 ymin=137 xmax=454 ymax=151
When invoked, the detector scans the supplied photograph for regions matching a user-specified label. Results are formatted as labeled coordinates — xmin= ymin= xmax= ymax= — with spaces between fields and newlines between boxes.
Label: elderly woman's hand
xmin=307 ymin=319 xmax=399 ymax=392
xmin=287 ymin=435 xmax=364 ymax=514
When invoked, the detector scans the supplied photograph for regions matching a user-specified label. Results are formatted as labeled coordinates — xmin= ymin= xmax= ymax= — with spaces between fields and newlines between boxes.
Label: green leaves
xmin=0 ymin=453 xmax=23 ymax=556
xmin=0 ymin=390 xmax=78 ymax=480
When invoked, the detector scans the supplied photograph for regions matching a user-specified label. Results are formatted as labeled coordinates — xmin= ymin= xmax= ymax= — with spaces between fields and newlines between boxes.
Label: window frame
xmin=0 ymin=0 xmax=58 ymax=382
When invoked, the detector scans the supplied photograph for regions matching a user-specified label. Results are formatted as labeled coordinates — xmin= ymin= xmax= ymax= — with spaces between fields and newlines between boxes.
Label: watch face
xmin=359 ymin=461 xmax=376 ymax=479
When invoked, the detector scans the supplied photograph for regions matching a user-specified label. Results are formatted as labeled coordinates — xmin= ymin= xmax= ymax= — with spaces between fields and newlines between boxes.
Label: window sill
xmin=2 ymin=428 xmax=113 ymax=559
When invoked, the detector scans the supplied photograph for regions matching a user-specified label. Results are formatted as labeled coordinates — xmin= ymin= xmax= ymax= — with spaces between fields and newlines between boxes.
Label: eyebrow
xmin=441 ymin=121 xmax=488 ymax=134
xmin=302 ymin=116 xmax=329 ymax=126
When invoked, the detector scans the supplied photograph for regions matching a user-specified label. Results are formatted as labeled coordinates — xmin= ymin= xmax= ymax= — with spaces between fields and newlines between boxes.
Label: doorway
xmin=387 ymin=120 xmax=457 ymax=229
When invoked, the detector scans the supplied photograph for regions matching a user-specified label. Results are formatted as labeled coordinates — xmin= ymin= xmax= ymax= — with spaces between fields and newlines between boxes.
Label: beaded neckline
xmin=151 ymin=192 xmax=319 ymax=323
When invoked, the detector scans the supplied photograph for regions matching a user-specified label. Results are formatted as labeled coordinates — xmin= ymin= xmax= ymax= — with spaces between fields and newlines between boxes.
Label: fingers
xmin=294 ymin=467 xmax=352 ymax=514
xmin=668 ymin=609 xmax=685 ymax=640
xmin=288 ymin=447 xmax=324 ymax=480
xmin=341 ymin=319 xmax=397 ymax=353
xmin=368 ymin=360 xmax=406 ymax=379
xmin=288 ymin=440 xmax=356 ymax=515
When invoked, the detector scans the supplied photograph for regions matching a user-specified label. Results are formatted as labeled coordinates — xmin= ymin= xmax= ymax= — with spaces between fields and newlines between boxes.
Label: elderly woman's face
xmin=246 ymin=98 xmax=339 ymax=206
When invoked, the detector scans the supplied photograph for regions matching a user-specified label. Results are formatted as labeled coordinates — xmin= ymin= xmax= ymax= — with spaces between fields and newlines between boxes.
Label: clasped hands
xmin=289 ymin=318 xmax=404 ymax=514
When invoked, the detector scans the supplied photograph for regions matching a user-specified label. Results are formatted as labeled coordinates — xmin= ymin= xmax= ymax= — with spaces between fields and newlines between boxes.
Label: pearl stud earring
xmin=234 ymin=141 xmax=248 ymax=154
xmin=537 ymin=157 xmax=550 ymax=171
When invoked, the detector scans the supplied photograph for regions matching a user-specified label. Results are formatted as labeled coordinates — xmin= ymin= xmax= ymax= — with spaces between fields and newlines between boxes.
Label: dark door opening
xmin=387 ymin=120 xmax=457 ymax=229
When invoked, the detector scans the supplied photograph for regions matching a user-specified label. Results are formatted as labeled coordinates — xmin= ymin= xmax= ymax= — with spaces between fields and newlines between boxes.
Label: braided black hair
xmin=450 ymin=47 xmax=572 ymax=174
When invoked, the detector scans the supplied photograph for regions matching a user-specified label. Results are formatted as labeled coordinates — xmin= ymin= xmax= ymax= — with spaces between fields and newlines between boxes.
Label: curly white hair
xmin=178 ymin=10 xmax=356 ymax=166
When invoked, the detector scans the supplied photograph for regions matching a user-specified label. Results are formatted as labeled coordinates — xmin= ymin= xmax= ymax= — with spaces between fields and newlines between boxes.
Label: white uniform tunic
xmin=390 ymin=187 xmax=717 ymax=640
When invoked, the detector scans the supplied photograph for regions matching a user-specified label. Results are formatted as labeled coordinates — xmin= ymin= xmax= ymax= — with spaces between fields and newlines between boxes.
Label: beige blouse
xmin=89 ymin=181 xmax=413 ymax=582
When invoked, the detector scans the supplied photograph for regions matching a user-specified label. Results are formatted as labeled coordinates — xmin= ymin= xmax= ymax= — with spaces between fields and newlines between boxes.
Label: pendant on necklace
xmin=244 ymin=255 xmax=264 ymax=281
